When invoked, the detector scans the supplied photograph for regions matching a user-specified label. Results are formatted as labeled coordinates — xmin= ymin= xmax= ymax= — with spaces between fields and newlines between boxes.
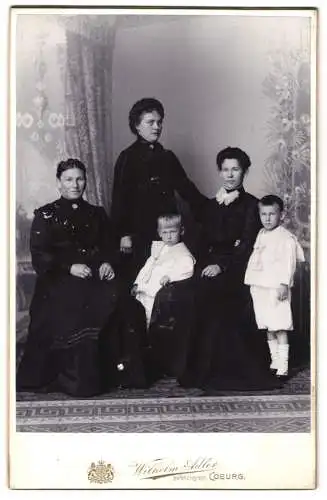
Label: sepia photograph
xmin=9 ymin=5 xmax=316 ymax=489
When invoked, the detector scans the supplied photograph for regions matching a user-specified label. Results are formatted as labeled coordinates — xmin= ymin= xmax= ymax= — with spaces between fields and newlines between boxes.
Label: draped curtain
xmin=64 ymin=16 xmax=117 ymax=212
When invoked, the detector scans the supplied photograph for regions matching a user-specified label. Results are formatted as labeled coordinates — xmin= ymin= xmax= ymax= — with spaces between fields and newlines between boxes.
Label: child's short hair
xmin=259 ymin=195 xmax=284 ymax=212
xmin=157 ymin=213 xmax=182 ymax=229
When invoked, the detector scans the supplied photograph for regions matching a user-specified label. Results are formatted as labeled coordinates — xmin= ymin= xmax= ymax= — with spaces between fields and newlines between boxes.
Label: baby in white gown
xmin=132 ymin=214 xmax=195 ymax=327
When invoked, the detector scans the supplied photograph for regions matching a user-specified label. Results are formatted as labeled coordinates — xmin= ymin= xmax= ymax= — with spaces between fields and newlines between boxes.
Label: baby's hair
xmin=157 ymin=213 xmax=182 ymax=229
xmin=259 ymin=194 xmax=284 ymax=212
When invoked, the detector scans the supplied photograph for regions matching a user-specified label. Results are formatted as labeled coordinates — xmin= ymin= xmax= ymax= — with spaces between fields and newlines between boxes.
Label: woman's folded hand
xmin=120 ymin=235 xmax=133 ymax=253
xmin=201 ymin=264 xmax=222 ymax=278
xmin=70 ymin=263 xmax=92 ymax=279
xmin=99 ymin=262 xmax=115 ymax=280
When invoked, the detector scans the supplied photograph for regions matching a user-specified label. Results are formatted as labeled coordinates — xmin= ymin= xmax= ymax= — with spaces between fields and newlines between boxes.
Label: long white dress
xmin=244 ymin=225 xmax=305 ymax=331
xmin=134 ymin=241 xmax=195 ymax=325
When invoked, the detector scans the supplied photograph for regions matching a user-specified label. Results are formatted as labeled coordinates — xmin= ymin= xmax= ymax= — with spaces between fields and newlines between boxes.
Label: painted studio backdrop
xmin=15 ymin=13 xmax=311 ymax=358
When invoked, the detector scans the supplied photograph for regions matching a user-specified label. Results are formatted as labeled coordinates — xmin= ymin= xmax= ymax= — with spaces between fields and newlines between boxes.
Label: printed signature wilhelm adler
xmin=132 ymin=457 xmax=218 ymax=480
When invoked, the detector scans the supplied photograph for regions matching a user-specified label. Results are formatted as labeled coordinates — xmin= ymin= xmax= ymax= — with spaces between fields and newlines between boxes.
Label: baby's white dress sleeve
xmin=134 ymin=241 xmax=164 ymax=288
xmin=165 ymin=255 xmax=195 ymax=283
xmin=134 ymin=256 xmax=155 ymax=288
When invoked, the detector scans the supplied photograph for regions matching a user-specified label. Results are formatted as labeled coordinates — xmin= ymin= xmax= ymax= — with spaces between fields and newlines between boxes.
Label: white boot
xmin=276 ymin=344 xmax=289 ymax=376
xmin=267 ymin=339 xmax=278 ymax=370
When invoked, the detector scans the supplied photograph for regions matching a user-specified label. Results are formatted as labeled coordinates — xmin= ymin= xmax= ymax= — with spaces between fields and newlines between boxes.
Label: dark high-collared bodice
xmin=30 ymin=197 xmax=115 ymax=276
xmin=197 ymin=188 xmax=261 ymax=274
xmin=111 ymin=140 xmax=205 ymax=241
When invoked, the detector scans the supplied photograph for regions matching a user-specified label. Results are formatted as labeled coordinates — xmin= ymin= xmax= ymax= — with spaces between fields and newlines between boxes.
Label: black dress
xmin=111 ymin=139 xmax=205 ymax=280
xmin=180 ymin=188 xmax=281 ymax=390
xmin=16 ymin=197 xmax=121 ymax=397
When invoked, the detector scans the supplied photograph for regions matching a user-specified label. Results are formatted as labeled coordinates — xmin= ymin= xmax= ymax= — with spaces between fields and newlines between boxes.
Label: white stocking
xmin=276 ymin=344 xmax=289 ymax=376
xmin=267 ymin=339 xmax=278 ymax=370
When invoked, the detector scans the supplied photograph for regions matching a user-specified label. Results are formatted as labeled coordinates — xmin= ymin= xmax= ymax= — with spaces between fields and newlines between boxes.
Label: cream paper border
xmin=7 ymin=4 xmax=317 ymax=490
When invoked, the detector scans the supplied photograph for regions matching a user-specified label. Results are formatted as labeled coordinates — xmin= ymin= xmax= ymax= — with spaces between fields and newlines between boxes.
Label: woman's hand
xmin=160 ymin=275 xmax=171 ymax=287
xmin=277 ymin=284 xmax=289 ymax=301
xmin=70 ymin=264 xmax=92 ymax=279
xmin=201 ymin=264 xmax=222 ymax=278
xmin=99 ymin=262 xmax=115 ymax=281
xmin=120 ymin=235 xmax=132 ymax=254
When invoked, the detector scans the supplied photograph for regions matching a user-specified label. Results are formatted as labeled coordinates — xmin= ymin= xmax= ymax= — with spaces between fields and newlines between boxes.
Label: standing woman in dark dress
xmin=111 ymin=97 xmax=205 ymax=282
xmin=16 ymin=159 xmax=120 ymax=397
xmin=181 ymin=147 xmax=281 ymax=390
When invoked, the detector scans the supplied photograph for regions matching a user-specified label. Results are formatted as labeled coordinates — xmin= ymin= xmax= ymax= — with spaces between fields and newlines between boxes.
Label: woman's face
xmin=57 ymin=167 xmax=86 ymax=200
xmin=220 ymin=158 xmax=244 ymax=191
xmin=135 ymin=110 xmax=163 ymax=143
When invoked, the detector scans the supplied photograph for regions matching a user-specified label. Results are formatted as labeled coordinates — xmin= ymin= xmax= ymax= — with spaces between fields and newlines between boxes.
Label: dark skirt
xmin=99 ymin=293 xmax=150 ymax=389
xmin=16 ymin=274 xmax=119 ymax=397
xmin=179 ymin=273 xmax=282 ymax=391
xmin=146 ymin=278 xmax=196 ymax=381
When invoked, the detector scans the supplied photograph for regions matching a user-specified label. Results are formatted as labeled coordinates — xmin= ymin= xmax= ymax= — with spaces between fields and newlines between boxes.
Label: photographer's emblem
xmin=87 ymin=460 xmax=114 ymax=484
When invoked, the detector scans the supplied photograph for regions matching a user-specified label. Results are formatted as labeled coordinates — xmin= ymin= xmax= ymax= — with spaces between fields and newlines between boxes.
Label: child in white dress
xmin=244 ymin=195 xmax=305 ymax=377
xmin=132 ymin=214 xmax=195 ymax=327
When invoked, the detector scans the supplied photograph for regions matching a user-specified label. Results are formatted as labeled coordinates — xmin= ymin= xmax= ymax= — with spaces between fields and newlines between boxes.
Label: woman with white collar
xmin=180 ymin=147 xmax=281 ymax=390
xmin=198 ymin=146 xmax=260 ymax=282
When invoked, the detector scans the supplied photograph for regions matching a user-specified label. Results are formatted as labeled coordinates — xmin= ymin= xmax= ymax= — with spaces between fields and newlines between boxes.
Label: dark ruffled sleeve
xmin=30 ymin=208 xmax=72 ymax=276
xmin=110 ymin=150 xmax=134 ymax=239
xmin=96 ymin=206 xmax=119 ymax=268
xmin=167 ymin=150 xmax=207 ymax=219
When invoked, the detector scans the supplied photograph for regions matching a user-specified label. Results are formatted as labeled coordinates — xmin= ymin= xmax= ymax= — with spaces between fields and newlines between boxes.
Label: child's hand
xmin=160 ymin=275 xmax=171 ymax=287
xmin=277 ymin=284 xmax=289 ymax=301
xmin=131 ymin=284 xmax=138 ymax=297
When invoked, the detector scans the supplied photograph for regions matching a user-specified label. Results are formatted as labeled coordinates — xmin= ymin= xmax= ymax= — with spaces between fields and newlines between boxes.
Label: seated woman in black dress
xmin=181 ymin=147 xmax=281 ymax=390
xmin=16 ymin=159 xmax=120 ymax=397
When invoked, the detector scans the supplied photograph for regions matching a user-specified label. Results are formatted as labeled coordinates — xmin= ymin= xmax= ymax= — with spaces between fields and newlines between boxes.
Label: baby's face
xmin=158 ymin=224 xmax=181 ymax=246
xmin=259 ymin=203 xmax=282 ymax=231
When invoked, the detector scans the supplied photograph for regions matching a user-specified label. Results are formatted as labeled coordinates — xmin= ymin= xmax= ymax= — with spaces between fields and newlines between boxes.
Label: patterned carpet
xmin=16 ymin=393 xmax=310 ymax=433
xmin=16 ymin=368 xmax=311 ymax=433
xmin=16 ymin=313 xmax=311 ymax=433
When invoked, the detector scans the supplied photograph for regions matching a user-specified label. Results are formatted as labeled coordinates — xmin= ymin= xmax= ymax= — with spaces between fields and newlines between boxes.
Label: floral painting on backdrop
xmin=263 ymin=48 xmax=311 ymax=258
xmin=262 ymin=47 xmax=311 ymax=359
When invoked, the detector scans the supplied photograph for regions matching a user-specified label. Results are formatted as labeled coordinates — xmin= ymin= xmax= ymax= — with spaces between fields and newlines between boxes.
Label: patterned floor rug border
xmin=16 ymin=394 xmax=311 ymax=433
